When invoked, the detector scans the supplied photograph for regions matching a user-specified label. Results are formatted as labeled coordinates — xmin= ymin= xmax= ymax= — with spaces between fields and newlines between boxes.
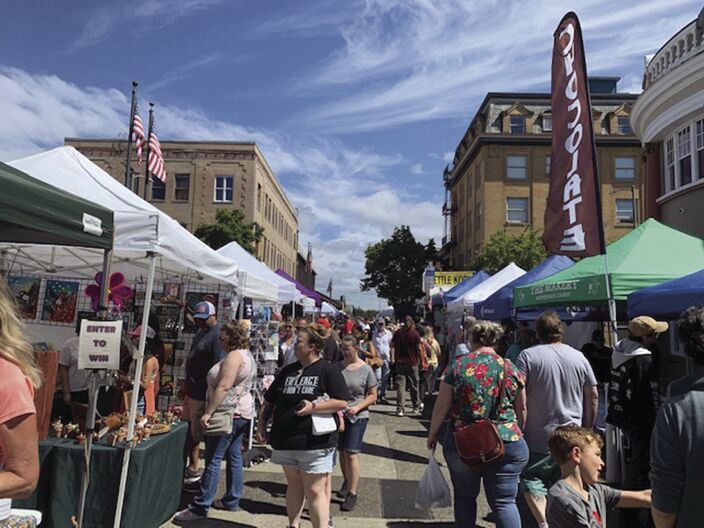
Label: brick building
xmin=65 ymin=139 xmax=299 ymax=277
xmin=440 ymin=78 xmax=643 ymax=269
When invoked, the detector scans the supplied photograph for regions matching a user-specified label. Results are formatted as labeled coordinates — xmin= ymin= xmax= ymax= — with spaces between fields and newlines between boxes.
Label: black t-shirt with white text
xmin=264 ymin=359 xmax=349 ymax=450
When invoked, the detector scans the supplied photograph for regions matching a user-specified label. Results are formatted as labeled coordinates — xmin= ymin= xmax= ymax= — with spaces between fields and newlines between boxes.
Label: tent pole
xmin=602 ymin=254 xmax=618 ymax=346
xmin=76 ymin=248 xmax=112 ymax=526
xmin=113 ymin=252 xmax=156 ymax=528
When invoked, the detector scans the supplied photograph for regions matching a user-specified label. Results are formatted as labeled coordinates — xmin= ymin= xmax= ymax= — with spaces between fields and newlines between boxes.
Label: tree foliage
xmin=471 ymin=227 xmax=548 ymax=273
xmin=360 ymin=226 xmax=435 ymax=307
xmin=194 ymin=208 xmax=264 ymax=253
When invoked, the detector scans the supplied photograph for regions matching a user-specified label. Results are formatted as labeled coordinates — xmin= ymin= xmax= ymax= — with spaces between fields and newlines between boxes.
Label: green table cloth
xmin=15 ymin=422 xmax=187 ymax=528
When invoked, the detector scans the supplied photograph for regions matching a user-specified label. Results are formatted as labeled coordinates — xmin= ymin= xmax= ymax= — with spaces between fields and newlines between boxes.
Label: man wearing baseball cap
xmin=607 ymin=315 xmax=667 ymax=527
xmin=184 ymin=300 xmax=224 ymax=485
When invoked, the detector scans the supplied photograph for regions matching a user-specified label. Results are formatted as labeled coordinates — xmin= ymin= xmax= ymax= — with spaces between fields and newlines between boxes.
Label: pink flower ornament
xmin=84 ymin=272 xmax=133 ymax=312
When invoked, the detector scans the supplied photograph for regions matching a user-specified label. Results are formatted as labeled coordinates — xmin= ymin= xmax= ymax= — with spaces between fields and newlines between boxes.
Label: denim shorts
xmin=339 ymin=417 xmax=368 ymax=454
xmin=271 ymin=448 xmax=335 ymax=474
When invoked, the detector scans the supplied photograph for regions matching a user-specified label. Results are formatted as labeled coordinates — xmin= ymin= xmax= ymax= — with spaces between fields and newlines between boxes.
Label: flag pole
xmin=142 ymin=103 xmax=154 ymax=201
xmin=124 ymin=81 xmax=138 ymax=189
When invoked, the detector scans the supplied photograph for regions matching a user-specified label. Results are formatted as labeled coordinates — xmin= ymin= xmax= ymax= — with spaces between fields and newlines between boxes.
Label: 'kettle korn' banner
xmin=542 ymin=12 xmax=605 ymax=257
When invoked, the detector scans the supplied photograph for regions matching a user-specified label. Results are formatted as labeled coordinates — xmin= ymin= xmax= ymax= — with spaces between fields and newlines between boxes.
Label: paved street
xmin=161 ymin=396 xmax=494 ymax=527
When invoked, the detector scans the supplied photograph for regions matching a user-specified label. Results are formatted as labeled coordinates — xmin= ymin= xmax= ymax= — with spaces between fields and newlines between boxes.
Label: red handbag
xmin=453 ymin=360 xmax=509 ymax=468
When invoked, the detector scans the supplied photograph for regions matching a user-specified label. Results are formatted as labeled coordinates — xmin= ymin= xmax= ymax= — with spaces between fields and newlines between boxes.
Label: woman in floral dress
xmin=427 ymin=321 xmax=528 ymax=528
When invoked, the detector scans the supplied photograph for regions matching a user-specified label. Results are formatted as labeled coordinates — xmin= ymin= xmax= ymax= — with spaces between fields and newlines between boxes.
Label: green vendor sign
xmin=514 ymin=219 xmax=704 ymax=309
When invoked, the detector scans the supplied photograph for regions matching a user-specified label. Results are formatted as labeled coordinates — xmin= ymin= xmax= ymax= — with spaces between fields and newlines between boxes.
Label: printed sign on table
xmin=78 ymin=319 xmax=123 ymax=370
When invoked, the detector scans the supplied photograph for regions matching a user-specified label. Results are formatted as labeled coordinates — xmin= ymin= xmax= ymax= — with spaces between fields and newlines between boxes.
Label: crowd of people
xmin=1 ymin=270 xmax=704 ymax=528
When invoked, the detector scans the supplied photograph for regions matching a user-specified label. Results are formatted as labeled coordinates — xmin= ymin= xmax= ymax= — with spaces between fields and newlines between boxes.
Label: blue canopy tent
xmin=628 ymin=268 xmax=704 ymax=319
xmin=442 ymin=270 xmax=491 ymax=303
xmin=475 ymin=256 xmax=574 ymax=320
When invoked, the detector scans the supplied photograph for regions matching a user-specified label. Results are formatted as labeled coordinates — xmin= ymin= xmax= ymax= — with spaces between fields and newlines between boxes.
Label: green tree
xmin=471 ymin=227 xmax=548 ymax=273
xmin=360 ymin=225 xmax=432 ymax=306
xmin=194 ymin=208 xmax=264 ymax=253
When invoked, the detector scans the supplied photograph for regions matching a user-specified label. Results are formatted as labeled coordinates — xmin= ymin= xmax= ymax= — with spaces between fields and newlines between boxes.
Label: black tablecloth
xmin=15 ymin=421 xmax=188 ymax=528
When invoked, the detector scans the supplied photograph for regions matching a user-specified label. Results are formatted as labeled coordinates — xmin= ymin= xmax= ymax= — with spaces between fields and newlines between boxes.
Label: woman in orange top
xmin=127 ymin=325 xmax=160 ymax=415
xmin=0 ymin=278 xmax=41 ymax=523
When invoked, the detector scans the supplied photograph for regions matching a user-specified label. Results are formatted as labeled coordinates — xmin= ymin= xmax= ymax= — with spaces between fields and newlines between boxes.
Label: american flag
xmin=147 ymin=132 xmax=166 ymax=182
xmin=132 ymin=114 xmax=145 ymax=165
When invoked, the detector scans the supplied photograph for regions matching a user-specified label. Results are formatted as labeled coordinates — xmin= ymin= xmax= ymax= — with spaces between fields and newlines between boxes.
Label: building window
xmin=543 ymin=114 xmax=552 ymax=132
xmin=616 ymin=199 xmax=634 ymax=224
xmin=697 ymin=119 xmax=704 ymax=180
xmin=614 ymin=157 xmax=635 ymax=181
xmin=617 ymin=116 xmax=632 ymax=135
xmin=151 ymin=178 xmax=165 ymax=201
xmin=214 ymin=176 xmax=233 ymax=202
xmin=506 ymin=155 xmax=528 ymax=179
xmin=174 ymin=174 xmax=190 ymax=201
xmin=665 ymin=138 xmax=675 ymax=192
xmin=506 ymin=197 xmax=529 ymax=224
xmin=678 ymin=127 xmax=692 ymax=186
xmin=131 ymin=176 xmax=140 ymax=195
xmin=545 ymin=155 xmax=551 ymax=176
xmin=256 ymin=184 xmax=262 ymax=212
xmin=509 ymin=115 xmax=525 ymax=134
xmin=475 ymin=203 xmax=482 ymax=229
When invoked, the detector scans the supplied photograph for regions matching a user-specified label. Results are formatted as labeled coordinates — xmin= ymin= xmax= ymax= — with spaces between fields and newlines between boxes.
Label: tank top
xmin=206 ymin=349 xmax=256 ymax=419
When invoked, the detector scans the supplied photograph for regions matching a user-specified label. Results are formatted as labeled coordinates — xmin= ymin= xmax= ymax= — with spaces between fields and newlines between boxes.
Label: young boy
xmin=546 ymin=426 xmax=651 ymax=527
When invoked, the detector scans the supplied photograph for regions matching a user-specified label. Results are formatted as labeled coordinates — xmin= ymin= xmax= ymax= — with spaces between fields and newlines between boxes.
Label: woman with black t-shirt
xmin=257 ymin=324 xmax=349 ymax=528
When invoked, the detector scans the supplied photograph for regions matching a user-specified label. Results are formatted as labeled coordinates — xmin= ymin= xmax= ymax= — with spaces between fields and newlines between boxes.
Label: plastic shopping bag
xmin=415 ymin=450 xmax=452 ymax=510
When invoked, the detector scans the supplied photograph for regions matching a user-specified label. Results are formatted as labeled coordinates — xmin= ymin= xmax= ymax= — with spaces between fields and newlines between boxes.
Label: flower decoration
xmin=84 ymin=272 xmax=133 ymax=312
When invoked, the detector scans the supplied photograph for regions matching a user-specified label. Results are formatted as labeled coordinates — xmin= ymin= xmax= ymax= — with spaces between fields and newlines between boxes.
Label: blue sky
xmin=1 ymin=0 xmax=699 ymax=308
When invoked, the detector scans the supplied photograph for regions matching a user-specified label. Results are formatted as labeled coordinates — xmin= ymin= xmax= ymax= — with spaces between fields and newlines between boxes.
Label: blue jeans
xmin=379 ymin=360 xmax=390 ymax=398
xmin=190 ymin=417 xmax=249 ymax=516
xmin=442 ymin=429 xmax=529 ymax=528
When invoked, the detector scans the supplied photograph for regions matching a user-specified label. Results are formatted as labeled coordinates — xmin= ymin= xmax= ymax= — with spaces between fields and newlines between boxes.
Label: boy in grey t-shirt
xmin=546 ymin=426 xmax=651 ymax=528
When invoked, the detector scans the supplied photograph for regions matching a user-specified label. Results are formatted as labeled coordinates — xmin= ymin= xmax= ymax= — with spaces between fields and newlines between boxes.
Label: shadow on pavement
xmin=362 ymin=443 xmax=428 ymax=464
xmin=395 ymin=430 xmax=428 ymax=438
xmin=238 ymin=497 xmax=288 ymax=517
xmin=386 ymin=522 xmax=488 ymax=528
xmin=244 ymin=479 xmax=287 ymax=498
xmin=172 ymin=520 xmax=256 ymax=528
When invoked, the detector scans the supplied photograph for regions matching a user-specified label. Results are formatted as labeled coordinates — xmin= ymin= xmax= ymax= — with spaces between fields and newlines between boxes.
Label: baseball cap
xmin=316 ymin=317 xmax=331 ymax=329
xmin=193 ymin=301 xmax=216 ymax=319
xmin=629 ymin=316 xmax=668 ymax=337
xmin=128 ymin=325 xmax=156 ymax=339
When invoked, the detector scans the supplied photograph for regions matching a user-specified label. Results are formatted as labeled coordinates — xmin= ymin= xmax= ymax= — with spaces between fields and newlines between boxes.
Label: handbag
xmin=311 ymin=412 xmax=337 ymax=436
xmin=203 ymin=406 xmax=236 ymax=436
xmin=452 ymin=360 xmax=510 ymax=468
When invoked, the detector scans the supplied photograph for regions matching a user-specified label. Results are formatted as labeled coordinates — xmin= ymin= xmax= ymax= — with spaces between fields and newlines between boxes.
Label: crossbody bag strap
xmin=488 ymin=359 xmax=510 ymax=422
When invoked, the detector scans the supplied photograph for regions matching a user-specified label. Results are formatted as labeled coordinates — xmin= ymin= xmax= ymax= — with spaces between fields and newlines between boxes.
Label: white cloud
xmin=71 ymin=0 xmax=222 ymax=49
xmin=0 ymin=66 xmax=439 ymax=309
xmin=281 ymin=0 xmax=700 ymax=133
xmin=410 ymin=163 xmax=424 ymax=175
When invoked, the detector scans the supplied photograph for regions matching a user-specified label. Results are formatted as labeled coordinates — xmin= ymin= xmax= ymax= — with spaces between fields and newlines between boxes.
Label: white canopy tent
xmin=445 ymin=263 xmax=526 ymax=315
xmin=216 ymin=241 xmax=298 ymax=305
xmin=8 ymin=146 xmax=241 ymax=527
xmin=320 ymin=301 xmax=340 ymax=316
xmin=301 ymin=296 xmax=316 ymax=310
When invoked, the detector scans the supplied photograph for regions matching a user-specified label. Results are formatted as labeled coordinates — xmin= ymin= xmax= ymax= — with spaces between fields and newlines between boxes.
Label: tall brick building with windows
xmin=440 ymin=78 xmax=643 ymax=269
xmin=65 ymin=139 xmax=299 ymax=277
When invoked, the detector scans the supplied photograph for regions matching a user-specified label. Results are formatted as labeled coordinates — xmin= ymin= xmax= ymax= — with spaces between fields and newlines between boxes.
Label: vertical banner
xmin=543 ymin=12 xmax=605 ymax=257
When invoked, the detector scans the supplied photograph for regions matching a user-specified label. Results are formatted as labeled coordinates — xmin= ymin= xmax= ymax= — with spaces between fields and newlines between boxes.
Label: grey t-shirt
xmin=651 ymin=372 xmax=704 ymax=527
xmin=547 ymin=480 xmax=621 ymax=528
xmin=516 ymin=343 xmax=597 ymax=454
xmin=340 ymin=363 xmax=377 ymax=420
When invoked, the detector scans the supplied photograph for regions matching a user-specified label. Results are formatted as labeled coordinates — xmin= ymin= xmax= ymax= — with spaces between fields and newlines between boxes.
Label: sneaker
xmin=183 ymin=467 xmax=202 ymax=484
xmin=212 ymin=499 xmax=228 ymax=510
xmin=172 ymin=508 xmax=205 ymax=522
xmin=336 ymin=481 xmax=349 ymax=499
xmin=328 ymin=516 xmax=334 ymax=527
xmin=396 ymin=410 xmax=405 ymax=417
xmin=340 ymin=492 xmax=358 ymax=511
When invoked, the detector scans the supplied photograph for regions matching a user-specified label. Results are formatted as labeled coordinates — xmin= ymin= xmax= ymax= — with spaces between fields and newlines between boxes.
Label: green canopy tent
xmin=514 ymin=219 xmax=704 ymax=309
xmin=0 ymin=161 xmax=113 ymax=249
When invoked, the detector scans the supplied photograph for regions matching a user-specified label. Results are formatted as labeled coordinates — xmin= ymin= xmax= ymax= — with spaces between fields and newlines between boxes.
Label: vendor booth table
xmin=15 ymin=422 xmax=188 ymax=528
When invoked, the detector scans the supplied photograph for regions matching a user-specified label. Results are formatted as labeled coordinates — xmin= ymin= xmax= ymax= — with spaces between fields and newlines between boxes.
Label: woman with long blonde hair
xmin=0 ymin=278 xmax=41 ymax=523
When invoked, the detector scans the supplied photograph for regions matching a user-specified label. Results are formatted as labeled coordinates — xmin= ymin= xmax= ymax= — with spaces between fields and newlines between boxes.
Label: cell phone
xmin=296 ymin=400 xmax=307 ymax=411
